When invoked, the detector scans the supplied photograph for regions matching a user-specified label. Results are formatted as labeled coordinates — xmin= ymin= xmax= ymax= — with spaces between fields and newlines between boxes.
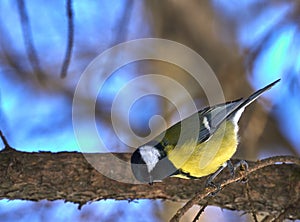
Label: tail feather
xmin=240 ymin=79 xmax=280 ymax=109
xmin=228 ymin=79 xmax=280 ymax=120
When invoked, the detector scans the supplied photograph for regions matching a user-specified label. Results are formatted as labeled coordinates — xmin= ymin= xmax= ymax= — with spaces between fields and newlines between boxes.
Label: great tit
xmin=131 ymin=79 xmax=280 ymax=184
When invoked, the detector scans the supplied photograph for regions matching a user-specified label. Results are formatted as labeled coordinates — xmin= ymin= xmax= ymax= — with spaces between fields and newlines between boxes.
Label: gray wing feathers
xmin=152 ymin=79 xmax=280 ymax=146
xmin=198 ymin=79 xmax=280 ymax=142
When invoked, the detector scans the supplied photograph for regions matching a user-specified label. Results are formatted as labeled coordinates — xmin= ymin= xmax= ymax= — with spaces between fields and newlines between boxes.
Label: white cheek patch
xmin=203 ymin=116 xmax=211 ymax=131
xmin=139 ymin=145 xmax=161 ymax=173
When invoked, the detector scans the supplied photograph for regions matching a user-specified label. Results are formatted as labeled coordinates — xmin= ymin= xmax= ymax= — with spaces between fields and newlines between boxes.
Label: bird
xmin=131 ymin=79 xmax=280 ymax=185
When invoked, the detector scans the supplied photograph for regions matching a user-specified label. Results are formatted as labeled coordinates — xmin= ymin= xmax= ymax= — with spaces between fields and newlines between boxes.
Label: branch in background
xmin=17 ymin=0 xmax=43 ymax=80
xmin=111 ymin=0 xmax=134 ymax=46
xmin=0 ymin=148 xmax=299 ymax=220
xmin=192 ymin=203 xmax=208 ymax=222
xmin=60 ymin=0 xmax=74 ymax=78
xmin=0 ymin=130 xmax=10 ymax=148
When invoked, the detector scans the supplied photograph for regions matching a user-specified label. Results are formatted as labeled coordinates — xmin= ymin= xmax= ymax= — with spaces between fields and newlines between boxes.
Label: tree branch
xmin=0 ymin=130 xmax=10 ymax=148
xmin=60 ymin=0 xmax=74 ymax=78
xmin=170 ymin=156 xmax=300 ymax=221
xmin=0 ymin=148 xmax=299 ymax=220
xmin=17 ymin=0 xmax=44 ymax=80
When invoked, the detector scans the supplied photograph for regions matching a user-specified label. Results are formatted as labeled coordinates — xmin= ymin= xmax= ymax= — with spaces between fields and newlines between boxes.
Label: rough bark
xmin=0 ymin=148 xmax=299 ymax=220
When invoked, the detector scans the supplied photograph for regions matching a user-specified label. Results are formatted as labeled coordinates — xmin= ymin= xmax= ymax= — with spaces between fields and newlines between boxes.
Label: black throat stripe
xmin=173 ymin=169 xmax=200 ymax=179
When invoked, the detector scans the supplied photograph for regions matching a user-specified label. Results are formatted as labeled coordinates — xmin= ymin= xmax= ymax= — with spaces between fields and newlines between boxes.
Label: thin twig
xmin=60 ymin=0 xmax=74 ymax=78
xmin=273 ymin=209 xmax=288 ymax=222
xmin=0 ymin=130 xmax=10 ymax=148
xmin=170 ymin=156 xmax=300 ymax=222
xmin=260 ymin=215 xmax=275 ymax=222
xmin=17 ymin=0 xmax=43 ymax=80
xmin=192 ymin=202 xmax=208 ymax=222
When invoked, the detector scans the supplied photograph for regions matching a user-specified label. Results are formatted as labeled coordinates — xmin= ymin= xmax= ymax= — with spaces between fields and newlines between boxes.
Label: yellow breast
xmin=166 ymin=121 xmax=238 ymax=178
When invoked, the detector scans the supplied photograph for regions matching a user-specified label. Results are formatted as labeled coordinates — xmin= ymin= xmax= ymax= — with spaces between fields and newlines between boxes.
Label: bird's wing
xmin=197 ymin=78 xmax=281 ymax=143
xmin=197 ymin=99 xmax=244 ymax=141
xmin=151 ymin=99 xmax=244 ymax=148
xmin=151 ymin=79 xmax=280 ymax=148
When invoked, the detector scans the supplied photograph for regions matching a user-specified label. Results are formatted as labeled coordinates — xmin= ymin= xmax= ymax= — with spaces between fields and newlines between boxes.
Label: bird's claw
xmin=234 ymin=160 xmax=249 ymax=183
xmin=205 ymin=181 xmax=222 ymax=196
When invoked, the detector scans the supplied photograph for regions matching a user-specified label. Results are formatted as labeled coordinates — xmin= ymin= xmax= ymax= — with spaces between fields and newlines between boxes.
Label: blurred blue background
xmin=0 ymin=0 xmax=299 ymax=221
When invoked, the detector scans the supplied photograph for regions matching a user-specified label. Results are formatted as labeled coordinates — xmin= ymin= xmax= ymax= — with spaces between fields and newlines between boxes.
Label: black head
xmin=130 ymin=144 xmax=178 ymax=184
